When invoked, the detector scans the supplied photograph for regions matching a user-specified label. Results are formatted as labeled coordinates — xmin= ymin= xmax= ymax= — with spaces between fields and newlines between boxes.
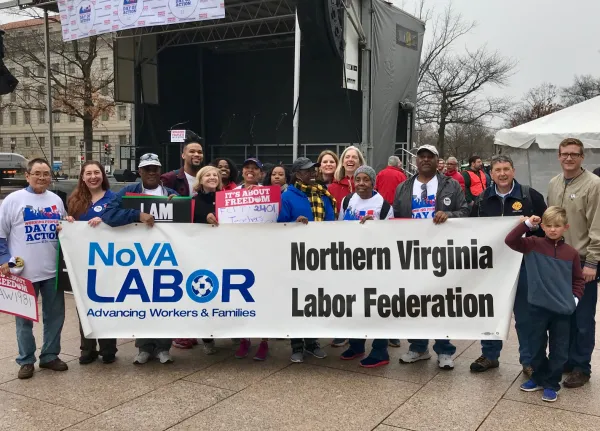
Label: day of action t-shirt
xmin=411 ymin=177 xmax=438 ymax=219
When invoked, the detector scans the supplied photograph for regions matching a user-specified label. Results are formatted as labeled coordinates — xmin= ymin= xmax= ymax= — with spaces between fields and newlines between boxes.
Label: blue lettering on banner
xmin=87 ymin=242 xmax=256 ymax=304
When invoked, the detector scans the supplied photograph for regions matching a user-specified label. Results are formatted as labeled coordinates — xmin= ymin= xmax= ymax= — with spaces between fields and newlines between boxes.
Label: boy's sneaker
xmin=235 ymin=339 xmax=251 ymax=359
xmin=520 ymin=379 xmax=543 ymax=392
xmin=340 ymin=348 xmax=365 ymax=360
xmin=133 ymin=351 xmax=151 ymax=365
xmin=470 ymin=356 xmax=499 ymax=372
xmin=542 ymin=388 xmax=558 ymax=402
xmin=388 ymin=339 xmax=401 ymax=348
xmin=203 ymin=340 xmax=217 ymax=355
xmin=157 ymin=351 xmax=173 ymax=364
xmin=290 ymin=349 xmax=304 ymax=363
xmin=305 ymin=342 xmax=327 ymax=359
xmin=360 ymin=355 xmax=390 ymax=368
xmin=253 ymin=341 xmax=269 ymax=361
xmin=437 ymin=354 xmax=454 ymax=370
xmin=400 ymin=350 xmax=431 ymax=364
xmin=331 ymin=339 xmax=348 ymax=347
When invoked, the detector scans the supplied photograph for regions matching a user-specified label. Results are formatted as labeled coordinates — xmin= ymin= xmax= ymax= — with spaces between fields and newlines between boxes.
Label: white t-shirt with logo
xmin=143 ymin=186 xmax=166 ymax=197
xmin=185 ymin=172 xmax=196 ymax=197
xmin=339 ymin=192 xmax=392 ymax=221
xmin=411 ymin=177 xmax=438 ymax=219
xmin=0 ymin=189 xmax=65 ymax=282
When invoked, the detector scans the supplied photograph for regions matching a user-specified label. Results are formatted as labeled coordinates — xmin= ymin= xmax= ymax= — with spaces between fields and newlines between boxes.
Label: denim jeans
xmin=15 ymin=277 xmax=65 ymax=366
xmin=135 ymin=339 xmax=172 ymax=354
xmin=528 ymin=305 xmax=570 ymax=391
xmin=566 ymin=267 xmax=598 ymax=376
xmin=481 ymin=263 xmax=532 ymax=363
xmin=408 ymin=339 xmax=456 ymax=355
xmin=349 ymin=339 xmax=389 ymax=360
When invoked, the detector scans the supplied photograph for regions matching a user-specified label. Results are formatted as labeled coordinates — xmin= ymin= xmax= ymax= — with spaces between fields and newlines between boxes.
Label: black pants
xmin=529 ymin=305 xmax=570 ymax=391
xmin=79 ymin=321 xmax=117 ymax=356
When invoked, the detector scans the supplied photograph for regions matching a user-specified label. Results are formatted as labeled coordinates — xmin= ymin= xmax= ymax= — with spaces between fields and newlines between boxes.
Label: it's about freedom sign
xmin=59 ymin=218 xmax=522 ymax=339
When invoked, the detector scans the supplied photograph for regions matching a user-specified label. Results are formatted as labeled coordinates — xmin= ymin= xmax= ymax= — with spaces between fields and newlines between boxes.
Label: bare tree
xmin=2 ymin=13 xmax=115 ymax=158
xmin=506 ymin=82 xmax=562 ymax=128
xmin=444 ymin=123 xmax=496 ymax=162
xmin=418 ymin=46 xmax=515 ymax=157
xmin=561 ymin=74 xmax=600 ymax=107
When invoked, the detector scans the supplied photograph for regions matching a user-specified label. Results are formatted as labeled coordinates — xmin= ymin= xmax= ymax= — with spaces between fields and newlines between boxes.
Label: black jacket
xmin=471 ymin=180 xmax=547 ymax=237
xmin=193 ymin=191 xmax=216 ymax=224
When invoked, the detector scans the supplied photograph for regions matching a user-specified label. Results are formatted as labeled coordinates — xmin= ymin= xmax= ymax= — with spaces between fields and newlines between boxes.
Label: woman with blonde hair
xmin=317 ymin=150 xmax=339 ymax=186
xmin=328 ymin=146 xmax=366 ymax=212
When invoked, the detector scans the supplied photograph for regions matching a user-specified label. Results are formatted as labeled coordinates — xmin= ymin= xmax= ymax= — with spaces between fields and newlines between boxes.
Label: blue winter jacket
xmin=101 ymin=183 xmax=178 ymax=227
xmin=277 ymin=184 xmax=335 ymax=223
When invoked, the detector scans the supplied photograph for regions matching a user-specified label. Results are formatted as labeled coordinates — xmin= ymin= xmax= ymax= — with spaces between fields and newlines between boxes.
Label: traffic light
xmin=104 ymin=143 xmax=112 ymax=155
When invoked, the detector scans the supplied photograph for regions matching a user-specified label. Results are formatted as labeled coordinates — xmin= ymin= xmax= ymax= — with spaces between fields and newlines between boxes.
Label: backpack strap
xmin=342 ymin=193 xmax=355 ymax=212
xmin=520 ymin=184 xmax=534 ymax=214
xmin=380 ymin=200 xmax=391 ymax=220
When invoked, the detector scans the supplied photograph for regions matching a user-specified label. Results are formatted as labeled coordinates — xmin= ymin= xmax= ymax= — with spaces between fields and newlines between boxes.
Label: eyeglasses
xmin=140 ymin=153 xmax=159 ymax=162
xmin=29 ymin=172 xmax=51 ymax=178
xmin=559 ymin=153 xmax=583 ymax=160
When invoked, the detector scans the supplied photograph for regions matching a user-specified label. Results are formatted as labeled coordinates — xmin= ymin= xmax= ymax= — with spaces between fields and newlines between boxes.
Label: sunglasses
xmin=140 ymin=153 xmax=159 ymax=162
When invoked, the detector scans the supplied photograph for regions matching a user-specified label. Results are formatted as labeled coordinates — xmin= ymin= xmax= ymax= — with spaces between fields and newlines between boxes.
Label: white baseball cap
xmin=415 ymin=145 xmax=439 ymax=157
xmin=138 ymin=153 xmax=162 ymax=168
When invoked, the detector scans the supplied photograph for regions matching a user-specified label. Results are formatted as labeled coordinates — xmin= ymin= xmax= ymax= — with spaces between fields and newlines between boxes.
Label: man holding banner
xmin=393 ymin=145 xmax=469 ymax=370
xmin=0 ymin=158 xmax=68 ymax=379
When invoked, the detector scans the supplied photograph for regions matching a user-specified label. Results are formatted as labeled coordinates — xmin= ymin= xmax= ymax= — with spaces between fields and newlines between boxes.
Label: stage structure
xmin=0 ymin=0 xmax=424 ymax=171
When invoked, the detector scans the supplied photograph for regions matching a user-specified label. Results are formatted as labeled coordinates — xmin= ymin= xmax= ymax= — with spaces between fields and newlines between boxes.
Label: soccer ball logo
xmin=191 ymin=274 xmax=213 ymax=298
xmin=186 ymin=270 xmax=219 ymax=303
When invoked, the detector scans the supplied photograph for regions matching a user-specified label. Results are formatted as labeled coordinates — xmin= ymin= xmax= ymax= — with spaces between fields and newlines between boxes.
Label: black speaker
xmin=113 ymin=169 xmax=137 ymax=182
xmin=297 ymin=0 xmax=345 ymax=59
xmin=0 ymin=61 xmax=18 ymax=96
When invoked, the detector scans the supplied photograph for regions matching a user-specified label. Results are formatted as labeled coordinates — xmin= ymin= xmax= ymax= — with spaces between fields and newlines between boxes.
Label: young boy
xmin=505 ymin=206 xmax=585 ymax=402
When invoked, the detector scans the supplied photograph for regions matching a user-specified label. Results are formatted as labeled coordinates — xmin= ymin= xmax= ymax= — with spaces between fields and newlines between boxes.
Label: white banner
xmin=57 ymin=0 xmax=225 ymax=42
xmin=60 ymin=218 xmax=523 ymax=339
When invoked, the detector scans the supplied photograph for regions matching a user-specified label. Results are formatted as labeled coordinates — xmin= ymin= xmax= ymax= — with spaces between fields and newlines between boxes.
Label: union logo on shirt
xmin=23 ymin=205 xmax=61 ymax=244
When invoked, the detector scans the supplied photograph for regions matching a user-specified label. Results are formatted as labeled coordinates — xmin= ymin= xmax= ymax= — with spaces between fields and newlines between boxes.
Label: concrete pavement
xmin=0 ymin=295 xmax=599 ymax=430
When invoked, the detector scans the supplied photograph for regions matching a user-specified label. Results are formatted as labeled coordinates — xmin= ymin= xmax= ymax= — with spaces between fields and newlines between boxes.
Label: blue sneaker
xmin=520 ymin=379 xmax=543 ymax=392
xmin=542 ymin=388 xmax=558 ymax=402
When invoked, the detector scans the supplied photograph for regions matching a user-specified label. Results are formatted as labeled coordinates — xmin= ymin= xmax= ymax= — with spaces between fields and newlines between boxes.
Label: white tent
xmin=495 ymin=96 xmax=600 ymax=149
xmin=494 ymin=96 xmax=600 ymax=196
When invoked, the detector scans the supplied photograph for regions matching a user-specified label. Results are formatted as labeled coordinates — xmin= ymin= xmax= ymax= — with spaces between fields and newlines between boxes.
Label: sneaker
xmin=157 ymin=351 xmax=174 ymax=364
xmin=203 ymin=340 xmax=217 ymax=355
xmin=388 ymin=339 xmax=401 ymax=348
xmin=331 ymin=338 xmax=348 ymax=347
xmin=340 ymin=348 xmax=365 ymax=360
xmin=172 ymin=338 xmax=194 ymax=349
xmin=360 ymin=355 xmax=390 ymax=368
xmin=520 ymin=379 xmax=543 ymax=392
xmin=18 ymin=364 xmax=34 ymax=379
xmin=102 ymin=354 xmax=116 ymax=364
xmin=522 ymin=364 xmax=533 ymax=378
xmin=563 ymin=370 xmax=590 ymax=388
xmin=133 ymin=351 xmax=152 ymax=365
xmin=305 ymin=342 xmax=327 ymax=359
xmin=542 ymin=388 xmax=558 ymax=402
xmin=235 ymin=339 xmax=251 ymax=359
xmin=39 ymin=358 xmax=68 ymax=372
xmin=437 ymin=354 xmax=454 ymax=370
xmin=79 ymin=351 xmax=99 ymax=365
xmin=400 ymin=350 xmax=431 ymax=364
xmin=253 ymin=341 xmax=269 ymax=361
xmin=470 ymin=356 xmax=499 ymax=372
xmin=290 ymin=349 xmax=304 ymax=363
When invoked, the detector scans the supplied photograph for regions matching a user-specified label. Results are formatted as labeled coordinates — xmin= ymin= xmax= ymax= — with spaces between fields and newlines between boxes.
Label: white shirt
xmin=411 ymin=176 xmax=438 ymax=219
xmin=339 ymin=192 xmax=392 ymax=221
xmin=185 ymin=172 xmax=197 ymax=197
xmin=143 ymin=185 xmax=165 ymax=196
xmin=0 ymin=189 xmax=65 ymax=282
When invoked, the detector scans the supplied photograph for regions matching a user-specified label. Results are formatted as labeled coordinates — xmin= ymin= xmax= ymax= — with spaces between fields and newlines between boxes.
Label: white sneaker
xmin=437 ymin=354 xmax=454 ymax=370
xmin=133 ymin=351 xmax=151 ymax=365
xmin=157 ymin=351 xmax=174 ymax=364
xmin=399 ymin=350 xmax=432 ymax=364
xmin=203 ymin=340 xmax=217 ymax=355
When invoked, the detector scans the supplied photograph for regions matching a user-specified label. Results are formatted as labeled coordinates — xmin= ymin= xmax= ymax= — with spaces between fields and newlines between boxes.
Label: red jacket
xmin=445 ymin=170 xmax=465 ymax=192
xmin=328 ymin=177 xmax=355 ymax=211
xmin=160 ymin=169 xmax=190 ymax=197
xmin=376 ymin=166 xmax=407 ymax=204
xmin=222 ymin=182 xmax=237 ymax=191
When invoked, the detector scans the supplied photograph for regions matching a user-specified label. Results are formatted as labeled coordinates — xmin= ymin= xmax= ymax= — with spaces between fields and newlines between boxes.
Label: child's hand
xmin=527 ymin=215 xmax=541 ymax=226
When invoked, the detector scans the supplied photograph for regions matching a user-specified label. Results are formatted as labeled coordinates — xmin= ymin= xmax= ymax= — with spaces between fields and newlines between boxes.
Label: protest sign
xmin=122 ymin=195 xmax=194 ymax=223
xmin=60 ymin=218 xmax=522 ymax=339
xmin=0 ymin=273 xmax=38 ymax=322
xmin=215 ymin=186 xmax=281 ymax=224
xmin=170 ymin=130 xmax=186 ymax=143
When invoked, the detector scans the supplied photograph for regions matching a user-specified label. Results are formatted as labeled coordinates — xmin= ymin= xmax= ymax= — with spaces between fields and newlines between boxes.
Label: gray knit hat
xmin=354 ymin=165 xmax=376 ymax=186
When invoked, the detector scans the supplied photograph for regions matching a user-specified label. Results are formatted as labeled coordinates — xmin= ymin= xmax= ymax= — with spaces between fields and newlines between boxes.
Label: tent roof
xmin=495 ymin=96 xmax=600 ymax=149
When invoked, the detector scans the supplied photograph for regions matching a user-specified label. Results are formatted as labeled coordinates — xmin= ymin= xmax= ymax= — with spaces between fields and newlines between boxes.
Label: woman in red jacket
xmin=328 ymin=146 xmax=366 ymax=213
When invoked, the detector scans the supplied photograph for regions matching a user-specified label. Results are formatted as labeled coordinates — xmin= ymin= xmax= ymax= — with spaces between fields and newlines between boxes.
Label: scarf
xmin=295 ymin=181 xmax=338 ymax=221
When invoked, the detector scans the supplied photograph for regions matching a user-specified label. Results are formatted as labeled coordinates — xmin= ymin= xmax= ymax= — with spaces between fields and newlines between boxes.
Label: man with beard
xmin=161 ymin=134 xmax=204 ymax=197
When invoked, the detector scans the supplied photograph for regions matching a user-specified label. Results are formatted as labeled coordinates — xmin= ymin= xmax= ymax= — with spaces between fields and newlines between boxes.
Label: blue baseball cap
xmin=243 ymin=158 xmax=263 ymax=170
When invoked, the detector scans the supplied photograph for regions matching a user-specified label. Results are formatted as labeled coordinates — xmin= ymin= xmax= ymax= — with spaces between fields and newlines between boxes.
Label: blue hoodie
xmin=101 ymin=183 xmax=178 ymax=227
xmin=277 ymin=184 xmax=335 ymax=223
